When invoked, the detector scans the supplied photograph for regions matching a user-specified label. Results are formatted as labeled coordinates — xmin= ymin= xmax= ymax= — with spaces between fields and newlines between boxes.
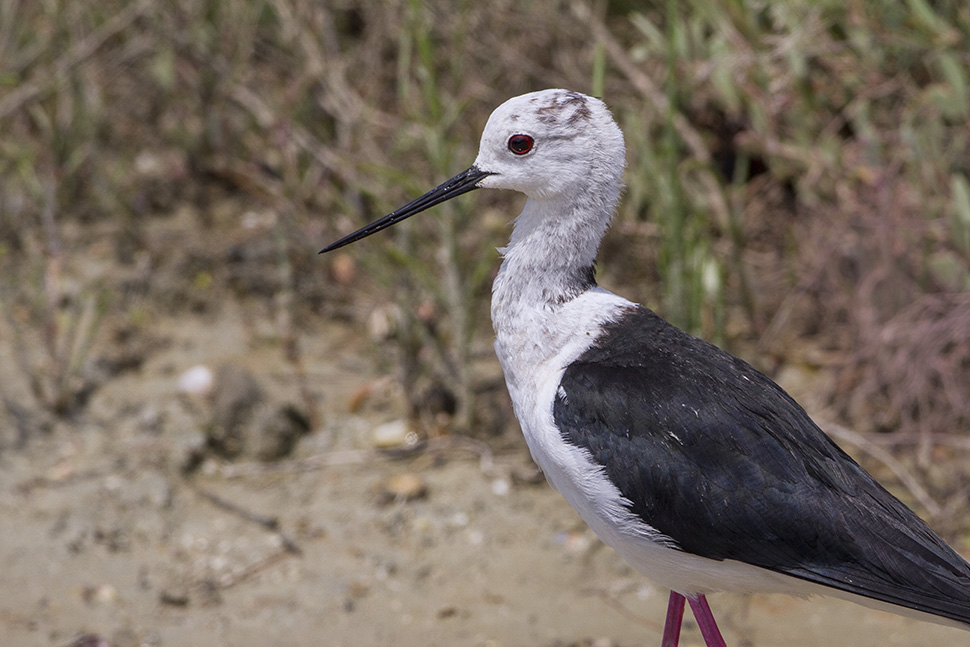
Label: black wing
xmin=554 ymin=305 xmax=970 ymax=625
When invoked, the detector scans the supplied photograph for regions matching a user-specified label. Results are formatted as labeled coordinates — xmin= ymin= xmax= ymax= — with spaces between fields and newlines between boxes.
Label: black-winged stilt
xmin=322 ymin=89 xmax=970 ymax=645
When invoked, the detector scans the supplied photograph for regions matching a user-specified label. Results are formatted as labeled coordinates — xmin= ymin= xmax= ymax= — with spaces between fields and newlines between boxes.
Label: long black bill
xmin=320 ymin=165 xmax=493 ymax=254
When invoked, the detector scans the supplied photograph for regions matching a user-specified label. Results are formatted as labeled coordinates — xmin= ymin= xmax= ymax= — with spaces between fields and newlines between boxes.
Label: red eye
xmin=508 ymin=134 xmax=534 ymax=155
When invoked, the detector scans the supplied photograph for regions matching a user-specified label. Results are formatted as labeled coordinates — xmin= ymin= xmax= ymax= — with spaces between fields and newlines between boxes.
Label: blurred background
xmin=1 ymin=1 xmax=969 ymax=646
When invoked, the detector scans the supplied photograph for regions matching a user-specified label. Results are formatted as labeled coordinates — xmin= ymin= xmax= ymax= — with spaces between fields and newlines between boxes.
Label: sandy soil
xmin=2 ymin=289 xmax=970 ymax=647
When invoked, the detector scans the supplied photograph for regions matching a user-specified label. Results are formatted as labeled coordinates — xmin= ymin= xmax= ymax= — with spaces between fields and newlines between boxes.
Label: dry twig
xmin=190 ymin=483 xmax=302 ymax=555
xmin=0 ymin=0 xmax=153 ymax=120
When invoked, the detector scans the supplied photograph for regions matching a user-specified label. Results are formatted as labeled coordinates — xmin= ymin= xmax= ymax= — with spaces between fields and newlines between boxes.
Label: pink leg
xmin=687 ymin=594 xmax=727 ymax=647
xmin=661 ymin=591 xmax=686 ymax=647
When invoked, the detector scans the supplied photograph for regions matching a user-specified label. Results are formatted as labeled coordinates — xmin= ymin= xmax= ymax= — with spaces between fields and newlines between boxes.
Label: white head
xmin=321 ymin=89 xmax=626 ymax=254
xmin=474 ymin=89 xmax=626 ymax=202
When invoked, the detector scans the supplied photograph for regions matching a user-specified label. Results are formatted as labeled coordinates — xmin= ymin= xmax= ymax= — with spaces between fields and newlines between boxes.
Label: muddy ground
xmin=1 ymin=206 xmax=969 ymax=647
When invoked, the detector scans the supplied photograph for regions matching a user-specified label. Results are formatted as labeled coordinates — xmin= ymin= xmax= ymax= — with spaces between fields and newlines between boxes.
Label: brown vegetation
xmin=1 ymin=0 xmax=969 ymax=518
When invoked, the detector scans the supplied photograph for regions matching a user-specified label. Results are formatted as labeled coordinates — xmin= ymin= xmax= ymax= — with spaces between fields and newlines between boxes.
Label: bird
xmin=321 ymin=89 xmax=970 ymax=645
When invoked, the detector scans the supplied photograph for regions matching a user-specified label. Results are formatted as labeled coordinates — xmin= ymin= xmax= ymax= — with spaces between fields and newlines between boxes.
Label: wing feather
xmin=554 ymin=306 xmax=970 ymax=624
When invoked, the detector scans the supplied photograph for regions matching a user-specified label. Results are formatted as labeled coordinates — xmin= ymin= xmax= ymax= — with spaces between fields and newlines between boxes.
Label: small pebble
xmin=177 ymin=365 xmax=213 ymax=396
xmin=491 ymin=478 xmax=511 ymax=496
xmin=371 ymin=420 xmax=417 ymax=450
xmin=81 ymin=584 xmax=119 ymax=606
xmin=377 ymin=473 xmax=428 ymax=504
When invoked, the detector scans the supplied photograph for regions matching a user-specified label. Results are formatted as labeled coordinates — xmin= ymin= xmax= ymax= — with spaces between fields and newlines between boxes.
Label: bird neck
xmin=491 ymin=191 xmax=616 ymax=327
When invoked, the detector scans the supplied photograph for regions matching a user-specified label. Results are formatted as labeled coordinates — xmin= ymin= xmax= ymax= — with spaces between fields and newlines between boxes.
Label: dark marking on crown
xmin=562 ymin=92 xmax=592 ymax=124
xmin=534 ymin=91 xmax=593 ymax=127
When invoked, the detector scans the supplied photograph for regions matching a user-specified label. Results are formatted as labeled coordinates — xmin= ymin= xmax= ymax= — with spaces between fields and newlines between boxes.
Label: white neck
xmin=488 ymin=189 xmax=631 ymax=447
xmin=491 ymin=184 xmax=618 ymax=324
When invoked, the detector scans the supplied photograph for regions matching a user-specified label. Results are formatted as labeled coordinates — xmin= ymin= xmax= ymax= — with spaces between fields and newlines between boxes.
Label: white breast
xmin=492 ymin=286 xmax=827 ymax=596
xmin=493 ymin=289 xmax=673 ymax=558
